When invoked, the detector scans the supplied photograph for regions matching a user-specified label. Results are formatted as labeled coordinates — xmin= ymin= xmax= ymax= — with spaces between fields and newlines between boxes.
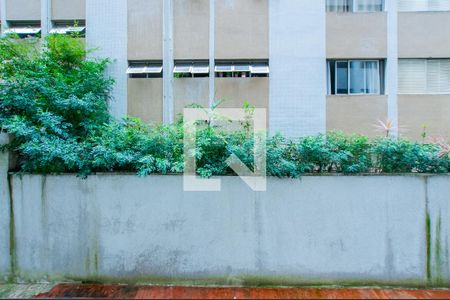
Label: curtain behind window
xmin=326 ymin=0 xmax=352 ymax=12
xmin=355 ymin=0 xmax=384 ymax=11
xmin=365 ymin=61 xmax=380 ymax=94
xmin=349 ymin=61 xmax=365 ymax=94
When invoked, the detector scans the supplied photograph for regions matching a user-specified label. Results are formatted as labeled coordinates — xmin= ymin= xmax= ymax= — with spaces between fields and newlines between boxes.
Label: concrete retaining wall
xmin=1 ymin=174 xmax=450 ymax=287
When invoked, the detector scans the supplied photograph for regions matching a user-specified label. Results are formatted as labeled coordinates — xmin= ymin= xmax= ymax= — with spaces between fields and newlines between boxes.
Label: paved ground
xmin=32 ymin=284 xmax=450 ymax=299
xmin=0 ymin=284 xmax=54 ymax=299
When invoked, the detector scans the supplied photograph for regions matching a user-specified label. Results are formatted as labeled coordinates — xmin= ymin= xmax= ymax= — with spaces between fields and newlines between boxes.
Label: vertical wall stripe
xmin=163 ymin=0 xmax=174 ymax=124
xmin=269 ymin=0 xmax=326 ymax=137
xmin=86 ymin=0 xmax=128 ymax=120
xmin=41 ymin=0 xmax=51 ymax=38
xmin=0 ymin=0 xmax=7 ymax=34
xmin=0 ymin=134 xmax=11 ymax=278
xmin=209 ymin=0 xmax=215 ymax=107
xmin=387 ymin=0 xmax=399 ymax=136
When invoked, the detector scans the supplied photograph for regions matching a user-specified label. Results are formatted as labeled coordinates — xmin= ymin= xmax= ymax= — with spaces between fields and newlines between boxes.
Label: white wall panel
xmin=269 ymin=0 xmax=326 ymax=137
xmin=86 ymin=0 xmax=128 ymax=119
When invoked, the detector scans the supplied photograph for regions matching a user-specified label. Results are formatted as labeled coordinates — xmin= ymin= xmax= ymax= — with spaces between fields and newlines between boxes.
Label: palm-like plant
xmin=374 ymin=119 xmax=395 ymax=137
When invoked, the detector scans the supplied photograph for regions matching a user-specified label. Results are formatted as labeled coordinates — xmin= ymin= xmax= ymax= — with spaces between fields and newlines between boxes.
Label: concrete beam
xmin=209 ymin=0 xmax=215 ymax=108
xmin=163 ymin=0 xmax=174 ymax=124
xmin=41 ymin=0 xmax=52 ymax=38
xmin=86 ymin=0 xmax=128 ymax=120
xmin=269 ymin=0 xmax=326 ymax=137
xmin=386 ymin=0 xmax=399 ymax=137
xmin=0 ymin=0 xmax=8 ymax=34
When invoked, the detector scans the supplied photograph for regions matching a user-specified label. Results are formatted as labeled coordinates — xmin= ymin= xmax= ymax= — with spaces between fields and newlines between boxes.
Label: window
xmin=215 ymin=60 xmax=270 ymax=78
xmin=326 ymin=0 xmax=384 ymax=12
xmin=50 ymin=20 xmax=86 ymax=37
xmin=398 ymin=0 xmax=450 ymax=12
xmin=336 ymin=61 xmax=349 ymax=94
xmin=328 ymin=60 xmax=384 ymax=95
xmin=173 ymin=61 xmax=209 ymax=78
xmin=399 ymin=59 xmax=450 ymax=94
xmin=127 ymin=61 xmax=163 ymax=78
xmin=4 ymin=21 xmax=41 ymax=38
xmin=251 ymin=64 xmax=270 ymax=75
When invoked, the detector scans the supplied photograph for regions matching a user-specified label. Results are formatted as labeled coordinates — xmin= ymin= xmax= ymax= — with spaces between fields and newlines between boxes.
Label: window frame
xmin=191 ymin=64 xmax=210 ymax=75
xmin=326 ymin=0 xmax=385 ymax=13
xmin=174 ymin=60 xmax=210 ymax=78
xmin=4 ymin=21 xmax=42 ymax=37
xmin=215 ymin=60 xmax=270 ymax=78
xmin=333 ymin=59 xmax=381 ymax=95
xmin=335 ymin=60 xmax=349 ymax=95
xmin=127 ymin=61 xmax=163 ymax=78
xmin=353 ymin=0 xmax=385 ymax=12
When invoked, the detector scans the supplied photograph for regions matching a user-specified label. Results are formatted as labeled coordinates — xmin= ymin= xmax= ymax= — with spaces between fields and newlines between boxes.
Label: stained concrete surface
xmin=35 ymin=284 xmax=450 ymax=299
xmin=0 ymin=284 xmax=53 ymax=299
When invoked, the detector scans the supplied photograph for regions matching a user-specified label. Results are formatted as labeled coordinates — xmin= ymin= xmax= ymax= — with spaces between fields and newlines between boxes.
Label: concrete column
xmin=208 ymin=0 xmax=215 ymax=107
xmin=41 ymin=0 xmax=52 ymax=37
xmin=269 ymin=0 xmax=326 ymax=137
xmin=0 ymin=133 xmax=11 ymax=280
xmin=386 ymin=0 xmax=399 ymax=137
xmin=163 ymin=0 xmax=174 ymax=124
xmin=0 ymin=0 xmax=8 ymax=34
xmin=86 ymin=0 xmax=128 ymax=120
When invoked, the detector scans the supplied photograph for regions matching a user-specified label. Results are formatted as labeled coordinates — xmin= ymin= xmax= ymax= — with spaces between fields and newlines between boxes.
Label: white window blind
xmin=398 ymin=59 xmax=427 ymax=94
xmin=398 ymin=0 xmax=450 ymax=11
xmin=399 ymin=59 xmax=450 ymax=94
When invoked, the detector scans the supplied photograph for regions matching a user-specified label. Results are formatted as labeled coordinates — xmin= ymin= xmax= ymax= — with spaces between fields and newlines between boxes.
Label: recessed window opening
xmin=326 ymin=0 xmax=384 ymax=12
xmin=50 ymin=20 xmax=86 ymax=37
xmin=398 ymin=59 xmax=450 ymax=94
xmin=173 ymin=60 xmax=209 ymax=78
xmin=215 ymin=60 xmax=269 ymax=78
xmin=328 ymin=59 xmax=385 ymax=95
xmin=127 ymin=61 xmax=163 ymax=78
xmin=4 ymin=21 xmax=41 ymax=38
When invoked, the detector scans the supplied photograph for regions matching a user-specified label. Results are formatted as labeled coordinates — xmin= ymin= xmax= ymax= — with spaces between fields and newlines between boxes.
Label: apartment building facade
xmin=1 ymin=0 xmax=450 ymax=140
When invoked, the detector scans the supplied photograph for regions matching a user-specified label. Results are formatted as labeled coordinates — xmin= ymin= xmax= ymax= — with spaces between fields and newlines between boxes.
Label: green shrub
xmin=371 ymin=138 xmax=449 ymax=173
xmin=1 ymin=35 xmax=449 ymax=178
xmin=0 ymin=35 xmax=112 ymax=175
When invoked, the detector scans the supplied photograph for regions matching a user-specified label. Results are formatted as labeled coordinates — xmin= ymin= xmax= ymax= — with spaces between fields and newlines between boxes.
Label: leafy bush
xmin=371 ymin=138 xmax=449 ymax=173
xmin=0 ymin=34 xmax=112 ymax=175
xmin=1 ymin=35 xmax=449 ymax=177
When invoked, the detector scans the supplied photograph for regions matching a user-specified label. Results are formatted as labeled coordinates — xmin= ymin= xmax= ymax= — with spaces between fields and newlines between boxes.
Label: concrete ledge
xmin=3 ymin=174 xmax=450 ymax=286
